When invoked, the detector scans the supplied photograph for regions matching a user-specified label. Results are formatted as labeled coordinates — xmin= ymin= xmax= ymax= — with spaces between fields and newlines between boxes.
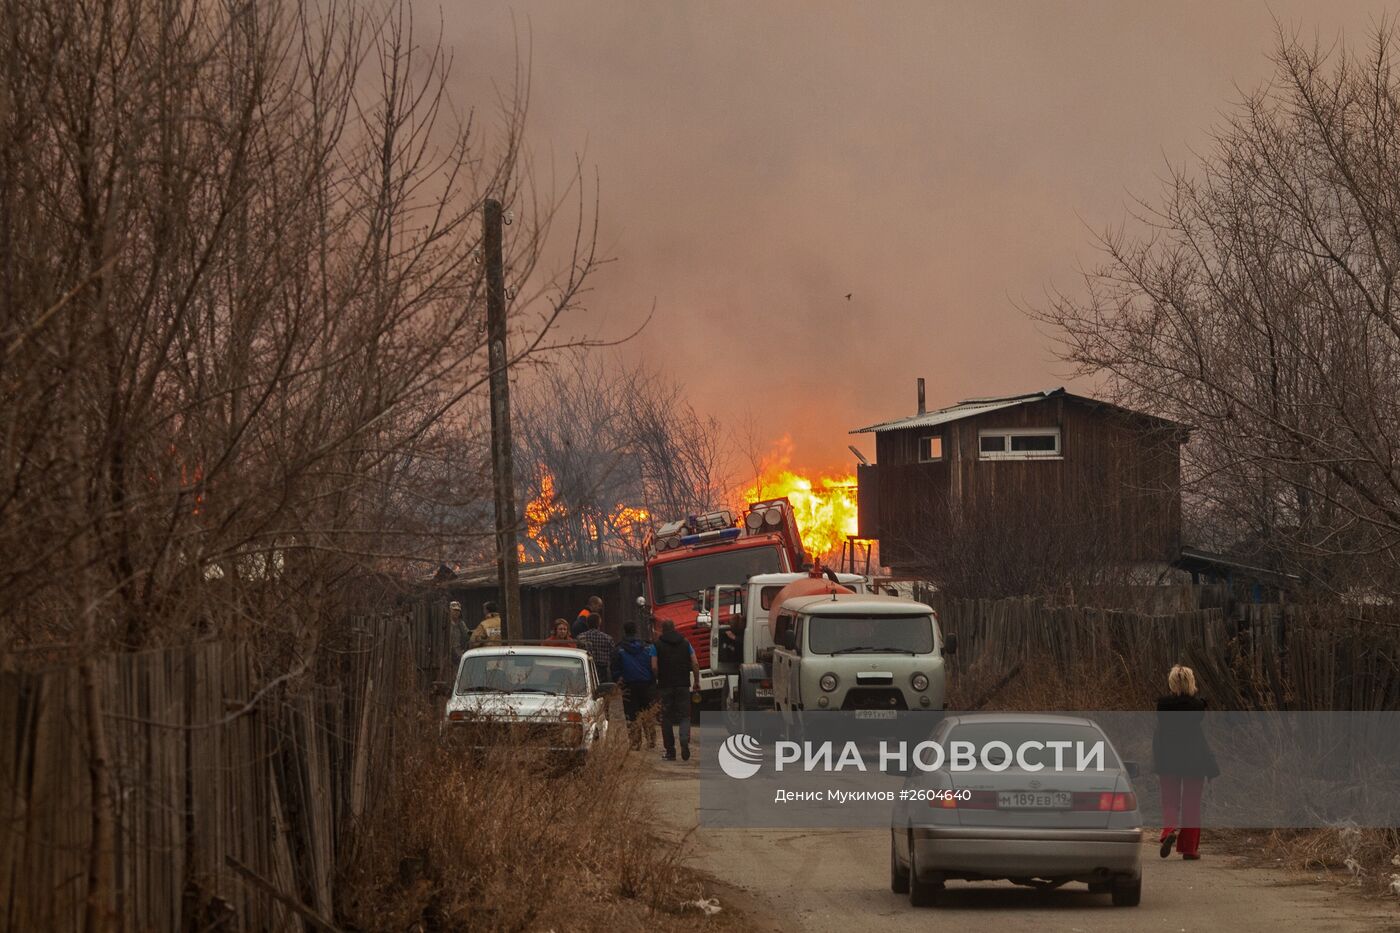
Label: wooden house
xmin=851 ymin=386 xmax=1187 ymax=575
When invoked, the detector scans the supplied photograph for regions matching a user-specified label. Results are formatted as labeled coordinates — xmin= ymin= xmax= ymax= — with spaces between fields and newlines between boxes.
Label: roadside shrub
xmin=336 ymin=704 xmax=704 ymax=931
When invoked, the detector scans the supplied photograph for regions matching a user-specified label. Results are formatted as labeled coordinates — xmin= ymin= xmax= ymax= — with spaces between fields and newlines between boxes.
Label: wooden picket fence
xmin=0 ymin=607 xmax=455 ymax=933
xmin=925 ymin=594 xmax=1400 ymax=711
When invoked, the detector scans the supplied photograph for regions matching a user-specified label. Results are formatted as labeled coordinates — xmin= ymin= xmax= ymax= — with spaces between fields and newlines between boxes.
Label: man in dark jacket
xmin=572 ymin=596 xmax=604 ymax=638
xmin=652 ymin=620 xmax=700 ymax=761
xmin=612 ymin=622 xmax=657 ymax=749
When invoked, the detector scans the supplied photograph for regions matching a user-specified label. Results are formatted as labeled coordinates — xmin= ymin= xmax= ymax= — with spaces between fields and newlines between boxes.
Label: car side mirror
xmin=778 ymin=630 xmax=795 ymax=650
xmin=1124 ymin=760 xmax=1140 ymax=779
xmin=942 ymin=633 xmax=958 ymax=656
xmin=635 ymin=596 xmax=648 ymax=609
xmin=594 ymin=682 xmax=616 ymax=699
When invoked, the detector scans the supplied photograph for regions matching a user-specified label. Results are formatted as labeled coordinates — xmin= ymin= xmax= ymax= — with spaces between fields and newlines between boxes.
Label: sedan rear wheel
xmin=1111 ymin=876 xmax=1142 ymax=907
xmin=906 ymin=841 xmax=943 ymax=907
xmin=890 ymin=832 xmax=909 ymax=894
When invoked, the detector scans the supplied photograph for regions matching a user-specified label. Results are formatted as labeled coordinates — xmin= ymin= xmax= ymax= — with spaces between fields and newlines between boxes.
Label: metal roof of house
xmin=850 ymin=387 xmax=1185 ymax=434
xmin=1174 ymin=547 xmax=1300 ymax=585
xmin=850 ymin=389 xmax=1066 ymax=434
xmin=443 ymin=560 xmax=644 ymax=590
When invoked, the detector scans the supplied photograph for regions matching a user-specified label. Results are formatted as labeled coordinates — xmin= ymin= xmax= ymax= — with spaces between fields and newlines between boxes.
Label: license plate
xmin=754 ymin=687 xmax=773 ymax=698
xmin=997 ymin=791 xmax=1072 ymax=809
xmin=855 ymin=709 xmax=897 ymax=720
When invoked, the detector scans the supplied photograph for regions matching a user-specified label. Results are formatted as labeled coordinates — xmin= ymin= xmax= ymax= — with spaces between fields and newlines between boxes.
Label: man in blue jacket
xmin=612 ymin=622 xmax=657 ymax=750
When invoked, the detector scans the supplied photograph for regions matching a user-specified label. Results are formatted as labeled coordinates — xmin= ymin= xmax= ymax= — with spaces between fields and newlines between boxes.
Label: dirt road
xmin=646 ymin=759 xmax=1399 ymax=932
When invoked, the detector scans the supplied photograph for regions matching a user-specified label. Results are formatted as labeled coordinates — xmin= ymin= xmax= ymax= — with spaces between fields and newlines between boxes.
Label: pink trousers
xmin=1158 ymin=775 xmax=1204 ymax=856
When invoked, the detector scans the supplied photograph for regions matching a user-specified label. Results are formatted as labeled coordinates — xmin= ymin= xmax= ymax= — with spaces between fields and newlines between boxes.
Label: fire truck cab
xmin=641 ymin=500 xmax=806 ymax=702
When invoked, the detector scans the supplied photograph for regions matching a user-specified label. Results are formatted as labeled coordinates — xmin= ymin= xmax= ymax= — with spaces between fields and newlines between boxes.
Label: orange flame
xmin=740 ymin=437 xmax=857 ymax=562
xmin=521 ymin=469 xmax=651 ymax=558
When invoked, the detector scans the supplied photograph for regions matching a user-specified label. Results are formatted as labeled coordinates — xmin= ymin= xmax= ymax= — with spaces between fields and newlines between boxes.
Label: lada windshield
xmin=456 ymin=654 xmax=588 ymax=696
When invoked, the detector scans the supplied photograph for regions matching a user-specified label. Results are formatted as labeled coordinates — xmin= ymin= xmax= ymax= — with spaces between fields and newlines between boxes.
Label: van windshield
xmin=806 ymin=614 xmax=935 ymax=655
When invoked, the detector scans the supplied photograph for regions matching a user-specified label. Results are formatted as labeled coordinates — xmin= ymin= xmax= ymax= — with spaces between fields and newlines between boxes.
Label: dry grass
xmin=1233 ymin=827 xmax=1400 ymax=898
xmin=336 ymin=703 xmax=716 ymax=932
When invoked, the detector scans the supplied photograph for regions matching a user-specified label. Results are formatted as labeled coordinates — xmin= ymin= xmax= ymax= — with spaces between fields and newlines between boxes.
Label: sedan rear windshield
xmin=650 ymin=546 xmax=784 ymax=604
xmin=456 ymin=655 xmax=588 ymax=696
xmin=806 ymin=614 xmax=935 ymax=655
xmin=946 ymin=722 xmax=1121 ymax=769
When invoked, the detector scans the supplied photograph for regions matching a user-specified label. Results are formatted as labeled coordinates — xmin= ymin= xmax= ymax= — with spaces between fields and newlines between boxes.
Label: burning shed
xmin=439 ymin=561 xmax=647 ymax=640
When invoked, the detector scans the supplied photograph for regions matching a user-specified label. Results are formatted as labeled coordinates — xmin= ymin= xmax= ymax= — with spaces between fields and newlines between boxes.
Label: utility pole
xmin=484 ymin=198 xmax=523 ymax=640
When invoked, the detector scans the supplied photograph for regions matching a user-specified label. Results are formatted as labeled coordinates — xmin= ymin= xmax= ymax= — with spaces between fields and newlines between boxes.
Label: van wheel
xmin=1111 ymin=877 xmax=1141 ymax=907
xmin=890 ymin=833 xmax=909 ymax=894
xmin=907 ymin=843 xmax=943 ymax=907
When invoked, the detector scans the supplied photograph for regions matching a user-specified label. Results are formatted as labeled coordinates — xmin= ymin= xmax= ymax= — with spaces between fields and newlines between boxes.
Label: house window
xmin=978 ymin=427 xmax=1061 ymax=460
xmin=918 ymin=435 xmax=943 ymax=462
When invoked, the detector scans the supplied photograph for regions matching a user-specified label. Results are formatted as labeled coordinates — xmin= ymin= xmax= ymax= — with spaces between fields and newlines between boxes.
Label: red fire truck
xmin=642 ymin=499 xmax=807 ymax=701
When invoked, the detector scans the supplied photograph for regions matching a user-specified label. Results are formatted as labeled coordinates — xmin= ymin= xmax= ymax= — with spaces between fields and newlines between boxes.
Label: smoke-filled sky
xmin=446 ymin=1 xmax=1386 ymax=473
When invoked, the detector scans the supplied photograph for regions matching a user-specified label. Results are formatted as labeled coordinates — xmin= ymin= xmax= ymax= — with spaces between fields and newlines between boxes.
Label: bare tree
xmin=0 ymin=0 xmax=603 ymax=922
xmin=1040 ymin=24 xmax=1400 ymax=601
xmin=513 ymin=354 xmax=728 ymax=561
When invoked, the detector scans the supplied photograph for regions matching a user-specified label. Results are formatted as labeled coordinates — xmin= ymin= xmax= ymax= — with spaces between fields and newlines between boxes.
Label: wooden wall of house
xmin=867 ymin=396 xmax=1182 ymax=570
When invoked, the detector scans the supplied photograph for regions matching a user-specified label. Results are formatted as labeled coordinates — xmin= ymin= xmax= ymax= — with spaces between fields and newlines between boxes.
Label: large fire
xmin=519 ymin=442 xmax=858 ymax=564
xmin=521 ymin=470 xmax=651 ymax=559
xmin=740 ymin=438 xmax=857 ymax=562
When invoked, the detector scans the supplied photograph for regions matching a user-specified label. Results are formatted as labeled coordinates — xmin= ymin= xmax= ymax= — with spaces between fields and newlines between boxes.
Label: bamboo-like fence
xmin=926 ymin=593 xmax=1400 ymax=711
xmin=0 ymin=604 xmax=454 ymax=933
xmin=7 ymin=588 xmax=1400 ymax=929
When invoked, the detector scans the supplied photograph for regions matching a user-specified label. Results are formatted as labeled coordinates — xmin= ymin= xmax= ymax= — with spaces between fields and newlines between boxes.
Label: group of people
xmin=450 ymin=599 xmax=501 ymax=650
xmin=449 ymin=594 xmax=702 ymax=761
xmin=449 ymin=595 xmax=1220 ymax=829
xmin=552 ymin=597 xmax=702 ymax=761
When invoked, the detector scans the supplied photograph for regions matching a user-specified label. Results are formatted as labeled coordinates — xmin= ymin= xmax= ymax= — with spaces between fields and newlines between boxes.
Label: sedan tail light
xmin=1072 ymin=791 xmax=1137 ymax=811
xmin=447 ymin=710 xmax=467 ymax=722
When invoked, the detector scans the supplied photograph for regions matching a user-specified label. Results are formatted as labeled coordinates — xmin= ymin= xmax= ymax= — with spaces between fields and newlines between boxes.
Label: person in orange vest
xmin=571 ymin=595 xmax=603 ymax=638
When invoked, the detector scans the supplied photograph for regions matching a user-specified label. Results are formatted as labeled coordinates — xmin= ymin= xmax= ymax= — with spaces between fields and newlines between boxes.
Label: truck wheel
xmin=1110 ymin=876 xmax=1141 ymax=907
xmin=907 ymin=843 xmax=943 ymax=907
xmin=890 ymin=833 xmax=909 ymax=894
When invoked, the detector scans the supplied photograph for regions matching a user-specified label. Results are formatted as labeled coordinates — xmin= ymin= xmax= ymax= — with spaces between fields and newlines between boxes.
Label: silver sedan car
xmin=890 ymin=714 xmax=1143 ymax=907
